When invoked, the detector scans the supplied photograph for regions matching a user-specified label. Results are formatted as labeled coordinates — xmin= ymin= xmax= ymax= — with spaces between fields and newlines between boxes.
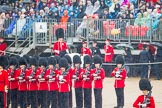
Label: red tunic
xmin=110 ymin=67 xmax=126 ymax=88
xmin=0 ymin=70 xmax=8 ymax=91
xmin=133 ymin=95 xmax=155 ymax=108
xmin=7 ymin=68 xmax=19 ymax=89
xmin=0 ymin=42 xmax=7 ymax=56
xmin=45 ymin=68 xmax=59 ymax=91
xmin=16 ymin=68 xmax=28 ymax=91
xmin=92 ymin=68 xmax=105 ymax=89
xmin=58 ymin=70 xmax=70 ymax=92
xmin=81 ymin=47 xmax=92 ymax=56
xmin=73 ymin=67 xmax=84 ymax=88
xmin=68 ymin=68 xmax=74 ymax=88
xmin=25 ymin=68 xmax=38 ymax=91
xmin=36 ymin=68 xmax=48 ymax=91
xmin=104 ymin=45 xmax=114 ymax=62
xmin=82 ymin=67 xmax=94 ymax=88
xmin=53 ymin=41 xmax=68 ymax=56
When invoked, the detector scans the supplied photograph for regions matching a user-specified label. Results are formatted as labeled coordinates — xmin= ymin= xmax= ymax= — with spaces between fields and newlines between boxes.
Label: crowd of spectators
xmin=0 ymin=0 xmax=161 ymax=22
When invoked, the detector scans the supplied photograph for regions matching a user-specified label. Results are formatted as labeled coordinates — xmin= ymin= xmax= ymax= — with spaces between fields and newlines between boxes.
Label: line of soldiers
xmin=0 ymin=54 xmax=105 ymax=108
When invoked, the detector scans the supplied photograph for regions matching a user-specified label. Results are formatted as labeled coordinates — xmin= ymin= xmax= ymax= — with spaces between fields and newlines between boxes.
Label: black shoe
xmin=114 ymin=106 xmax=118 ymax=108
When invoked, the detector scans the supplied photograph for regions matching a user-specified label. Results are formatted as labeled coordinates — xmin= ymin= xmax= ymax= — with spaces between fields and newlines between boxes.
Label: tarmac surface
xmin=72 ymin=77 xmax=162 ymax=108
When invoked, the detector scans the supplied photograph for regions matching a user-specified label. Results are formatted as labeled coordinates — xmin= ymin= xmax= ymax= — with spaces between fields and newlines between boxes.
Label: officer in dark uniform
xmin=91 ymin=40 xmax=101 ymax=57
xmin=139 ymin=44 xmax=151 ymax=79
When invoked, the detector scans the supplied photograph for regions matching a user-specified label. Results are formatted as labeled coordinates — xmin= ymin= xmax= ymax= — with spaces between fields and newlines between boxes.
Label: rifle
xmin=59 ymin=66 xmax=70 ymax=82
xmin=115 ymin=66 xmax=125 ymax=78
xmin=18 ymin=67 xmax=26 ymax=80
xmin=93 ymin=65 xmax=102 ymax=79
xmin=28 ymin=67 xmax=37 ymax=81
xmin=48 ymin=67 xmax=57 ymax=79
xmin=73 ymin=66 xmax=80 ymax=80
xmin=83 ymin=65 xmax=93 ymax=80
xmin=140 ymin=87 xmax=153 ymax=108
xmin=9 ymin=67 xmax=16 ymax=78
xmin=38 ymin=67 xmax=48 ymax=79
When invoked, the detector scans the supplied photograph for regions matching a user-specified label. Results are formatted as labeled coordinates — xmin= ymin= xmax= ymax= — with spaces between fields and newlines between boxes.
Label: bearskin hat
xmin=19 ymin=57 xmax=27 ymax=66
xmin=54 ymin=56 xmax=60 ymax=64
xmin=30 ymin=57 xmax=38 ymax=66
xmin=73 ymin=55 xmax=82 ymax=64
xmin=139 ymin=79 xmax=152 ymax=91
xmin=0 ymin=56 xmax=9 ymax=68
xmin=39 ymin=58 xmax=48 ymax=67
xmin=56 ymin=28 xmax=64 ymax=40
xmin=60 ymin=50 xmax=67 ymax=58
xmin=93 ymin=55 xmax=102 ymax=64
xmin=9 ymin=57 xmax=19 ymax=67
xmin=59 ymin=58 xmax=68 ymax=68
xmin=23 ymin=55 xmax=30 ymax=65
xmin=115 ymin=55 xmax=124 ymax=65
xmin=84 ymin=55 xmax=92 ymax=64
xmin=63 ymin=55 xmax=72 ymax=65
xmin=48 ymin=57 xmax=56 ymax=66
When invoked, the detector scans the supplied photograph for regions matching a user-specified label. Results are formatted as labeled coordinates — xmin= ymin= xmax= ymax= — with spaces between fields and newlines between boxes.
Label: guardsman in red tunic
xmin=36 ymin=58 xmax=48 ymax=108
xmin=7 ymin=57 xmax=19 ymax=108
xmin=133 ymin=79 xmax=155 ymax=108
xmin=0 ymin=56 xmax=8 ymax=108
xmin=92 ymin=55 xmax=105 ymax=108
xmin=81 ymin=41 xmax=92 ymax=56
xmin=72 ymin=55 xmax=84 ymax=108
xmin=0 ymin=37 xmax=7 ymax=56
xmin=26 ymin=57 xmax=38 ymax=108
xmin=104 ymin=39 xmax=114 ymax=77
xmin=53 ymin=28 xmax=69 ymax=56
xmin=46 ymin=57 xmax=59 ymax=108
xmin=82 ymin=55 xmax=93 ymax=108
xmin=63 ymin=55 xmax=73 ymax=108
xmin=16 ymin=57 xmax=28 ymax=108
xmin=111 ymin=55 xmax=126 ymax=108
xmin=58 ymin=58 xmax=70 ymax=108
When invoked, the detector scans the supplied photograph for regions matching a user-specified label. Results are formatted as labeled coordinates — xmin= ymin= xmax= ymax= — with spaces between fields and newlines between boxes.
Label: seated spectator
xmin=0 ymin=37 xmax=7 ymax=56
xmin=77 ymin=8 xmax=86 ymax=19
xmin=0 ymin=13 xmax=5 ymax=36
xmin=60 ymin=10 xmax=69 ymax=23
xmin=85 ymin=0 xmax=93 ymax=15
xmin=102 ymin=9 xmax=112 ymax=19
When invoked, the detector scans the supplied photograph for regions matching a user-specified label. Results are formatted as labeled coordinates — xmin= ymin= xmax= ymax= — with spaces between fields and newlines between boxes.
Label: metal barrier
xmin=0 ymin=18 xmax=161 ymax=47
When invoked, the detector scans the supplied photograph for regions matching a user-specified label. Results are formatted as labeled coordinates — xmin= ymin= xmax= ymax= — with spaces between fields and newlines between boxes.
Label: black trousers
xmin=0 ymin=92 xmax=4 ymax=108
xmin=59 ymin=92 xmax=69 ymax=108
xmin=37 ymin=90 xmax=47 ymax=108
xmin=7 ymin=89 xmax=18 ymax=108
xmin=69 ymin=88 xmax=72 ymax=108
xmin=75 ymin=88 xmax=83 ymax=108
xmin=94 ymin=88 xmax=102 ymax=108
xmin=30 ymin=91 xmax=38 ymax=108
xmin=83 ymin=88 xmax=92 ymax=108
xmin=18 ymin=91 xmax=27 ymax=108
xmin=115 ymin=88 xmax=124 ymax=107
xmin=47 ymin=90 xmax=58 ymax=108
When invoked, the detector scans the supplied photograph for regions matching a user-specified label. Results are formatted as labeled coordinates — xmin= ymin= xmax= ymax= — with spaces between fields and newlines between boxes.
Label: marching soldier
xmin=16 ymin=57 xmax=28 ymax=108
xmin=36 ymin=58 xmax=48 ymax=108
xmin=111 ymin=55 xmax=126 ymax=108
xmin=81 ymin=41 xmax=92 ymax=56
xmin=72 ymin=55 xmax=84 ymax=108
xmin=53 ymin=28 xmax=69 ymax=56
xmin=58 ymin=58 xmax=70 ymax=108
xmin=63 ymin=55 xmax=73 ymax=108
xmin=46 ymin=57 xmax=59 ymax=108
xmin=82 ymin=55 xmax=93 ymax=108
xmin=104 ymin=39 xmax=114 ymax=77
xmin=92 ymin=55 xmax=105 ymax=108
xmin=0 ymin=56 xmax=8 ymax=108
xmin=7 ymin=57 xmax=19 ymax=108
xmin=26 ymin=57 xmax=38 ymax=108
xmin=133 ymin=79 xmax=155 ymax=108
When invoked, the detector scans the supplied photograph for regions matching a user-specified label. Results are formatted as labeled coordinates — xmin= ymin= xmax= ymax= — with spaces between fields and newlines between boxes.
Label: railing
xmin=0 ymin=18 xmax=161 ymax=48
